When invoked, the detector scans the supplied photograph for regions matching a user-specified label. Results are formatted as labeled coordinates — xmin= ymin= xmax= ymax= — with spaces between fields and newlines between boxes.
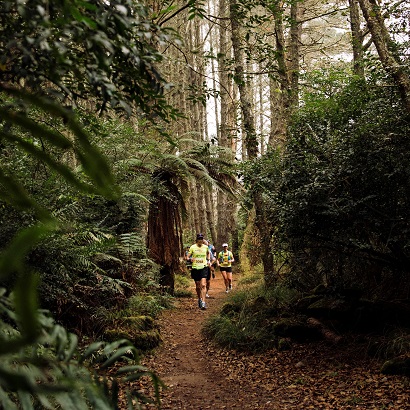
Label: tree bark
xmin=229 ymin=0 xmax=274 ymax=277
xmin=216 ymin=0 xmax=236 ymax=247
xmin=349 ymin=0 xmax=365 ymax=77
xmin=358 ymin=0 xmax=410 ymax=113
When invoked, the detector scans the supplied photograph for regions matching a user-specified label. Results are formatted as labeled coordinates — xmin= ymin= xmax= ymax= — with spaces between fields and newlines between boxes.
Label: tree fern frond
xmin=117 ymin=233 xmax=146 ymax=260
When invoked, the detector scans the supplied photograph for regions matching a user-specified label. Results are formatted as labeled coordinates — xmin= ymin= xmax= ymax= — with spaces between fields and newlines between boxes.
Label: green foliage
xmin=126 ymin=294 xmax=173 ymax=319
xmin=0 ymin=2 xmax=181 ymax=407
xmin=1 ymin=0 xmax=178 ymax=119
xmin=275 ymin=73 xmax=410 ymax=298
xmin=173 ymin=273 xmax=193 ymax=298
xmin=0 ymin=288 xmax=163 ymax=409
xmin=203 ymin=277 xmax=298 ymax=352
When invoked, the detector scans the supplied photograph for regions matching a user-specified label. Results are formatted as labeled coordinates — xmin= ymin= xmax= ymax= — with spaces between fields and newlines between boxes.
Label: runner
xmin=204 ymin=240 xmax=217 ymax=298
xmin=184 ymin=246 xmax=192 ymax=272
xmin=187 ymin=233 xmax=211 ymax=310
xmin=217 ymin=243 xmax=235 ymax=293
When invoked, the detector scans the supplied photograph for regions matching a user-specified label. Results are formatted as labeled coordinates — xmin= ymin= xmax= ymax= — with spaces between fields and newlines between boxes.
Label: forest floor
xmin=134 ymin=274 xmax=409 ymax=409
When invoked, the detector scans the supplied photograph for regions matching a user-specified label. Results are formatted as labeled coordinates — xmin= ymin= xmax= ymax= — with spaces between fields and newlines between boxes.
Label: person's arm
xmin=187 ymin=247 xmax=193 ymax=262
xmin=206 ymin=248 xmax=211 ymax=266
xmin=230 ymin=252 xmax=235 ymax=263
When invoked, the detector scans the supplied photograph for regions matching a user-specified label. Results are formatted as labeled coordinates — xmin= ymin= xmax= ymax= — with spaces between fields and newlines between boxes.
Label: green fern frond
xmin=0 ymin=291 xmax=162 ymax=409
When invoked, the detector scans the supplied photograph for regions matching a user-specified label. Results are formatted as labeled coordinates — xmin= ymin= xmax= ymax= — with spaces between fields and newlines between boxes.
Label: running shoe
xmin=206 ymin=293 xmax=210 ymax=298
xmin=198 ymin=299 xmax=202 ymax=308
xmin=200 ymin=301 xmax=207 ymax=310
xmin=225 ymin=288 xmax=229 ymax=293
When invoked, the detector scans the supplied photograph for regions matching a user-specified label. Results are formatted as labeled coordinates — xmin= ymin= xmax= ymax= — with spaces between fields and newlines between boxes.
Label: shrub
xmin=275 ymin=76 xmax=410 ymax=299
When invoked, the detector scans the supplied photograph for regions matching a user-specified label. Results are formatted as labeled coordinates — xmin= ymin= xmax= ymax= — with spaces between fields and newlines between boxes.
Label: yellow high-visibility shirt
xmin=189 ymin=244 xmax=209 ymax=269
xmin=218 ymin=250 xmax=234 ymax=267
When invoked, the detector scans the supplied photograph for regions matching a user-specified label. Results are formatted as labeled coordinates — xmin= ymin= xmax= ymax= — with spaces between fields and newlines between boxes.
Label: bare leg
xmin=221 ymin=270 xmax=229 ymax=291
xmin=227 ymin=271 xmax=233 ymax=289
xmin=195 ymin=281 xmax=201 ymax=299
xmin=199 ymin=278 xmax=207 ymax=302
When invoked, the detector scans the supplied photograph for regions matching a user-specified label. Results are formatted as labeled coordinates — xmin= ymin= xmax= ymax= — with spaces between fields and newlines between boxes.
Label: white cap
xmin=222 ymin=243 xmax=228 ymax=247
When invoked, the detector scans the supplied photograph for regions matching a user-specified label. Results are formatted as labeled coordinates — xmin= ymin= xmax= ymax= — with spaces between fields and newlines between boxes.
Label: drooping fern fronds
xmin=0 ymin=289 xmax=163 ymax=409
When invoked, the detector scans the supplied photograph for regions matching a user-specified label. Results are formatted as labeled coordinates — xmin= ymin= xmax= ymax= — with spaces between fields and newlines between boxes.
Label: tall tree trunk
xmin=147 ymin=174 xmax=183 ymax=293
xmin=349 ymin=0 xmax=365 ymax=77
xmin=358 ymin=0 xmax=410 ymax=113
xmin=230 ymin=0 xmax=274 ymax=277
xmin=269 ymin=76 xmax=286 ymax=147
xmin=259 ymin=71 xmax=265 ymax=155
xmin=289 ymin=2 xmax=301 ymax=108
xmin=205 ymin=185 xmax=217 ymax=243
xmin=217 ymin=0 xmax=235 ymax=247
xmin=230 ymin=0 xmax=258 ymax=159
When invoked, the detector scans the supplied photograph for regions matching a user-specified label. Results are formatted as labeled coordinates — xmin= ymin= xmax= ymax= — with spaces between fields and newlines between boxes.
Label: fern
xmin=0 ymin=289 xmax=162 ymax=409
xmin=117 ymin=232 xmax=146 ymax=261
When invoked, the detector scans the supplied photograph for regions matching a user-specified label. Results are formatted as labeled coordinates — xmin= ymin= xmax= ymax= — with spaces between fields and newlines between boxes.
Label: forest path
xmin=140 ymin=273 xmax=274 ymax=409
xmin=139 ymin=274 xmax=410 ymax=410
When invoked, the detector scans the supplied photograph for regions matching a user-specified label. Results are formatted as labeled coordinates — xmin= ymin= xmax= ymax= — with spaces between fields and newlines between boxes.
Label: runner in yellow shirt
xmin=217 ymin=243 xmax=235 ymax=293
xmin=187 ymin=233 xmax=211 ymax=310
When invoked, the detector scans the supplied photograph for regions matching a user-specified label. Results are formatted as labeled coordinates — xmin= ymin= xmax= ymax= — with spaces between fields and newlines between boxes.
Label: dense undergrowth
xmin=204 ymin=271 xmax=410 ymax=376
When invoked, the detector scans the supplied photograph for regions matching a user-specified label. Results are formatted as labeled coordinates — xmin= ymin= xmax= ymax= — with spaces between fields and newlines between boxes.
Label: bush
xmin=275 ymin=76 xmax=410 ymax=299
xmin=203 ymin=280 xmax=299 ymax=352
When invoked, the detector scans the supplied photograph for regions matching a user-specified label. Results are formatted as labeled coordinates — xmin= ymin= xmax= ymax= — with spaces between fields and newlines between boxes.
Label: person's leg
xmin=200 ymin=277 xmax=207 ymax=301
xmin=199 ymin=277 xmax=207 ymax=309
xmin=206 ymin=267 xmax=211 ymax=297
xmin=195 ymin=280 xmax=201 ymax=299
xmin=221 ymin=269 xmax=229 ymax=291
xmin=227 ymin=271 xmax=233 ymax=289
xmin=191 ymin=269 xmax=202 ymax=308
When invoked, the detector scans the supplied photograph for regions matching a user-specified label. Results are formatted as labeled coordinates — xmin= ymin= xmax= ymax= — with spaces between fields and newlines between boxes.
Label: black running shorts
xmin=191 ymin=267 xmax=208 ymax=281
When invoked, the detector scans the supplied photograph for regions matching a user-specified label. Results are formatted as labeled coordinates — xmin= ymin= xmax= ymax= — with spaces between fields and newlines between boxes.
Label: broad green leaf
xmin=14 ymin=274 xmax=40 ymax=342
xmin=0 ymin=169 xmax=51 ymax=220
xmin=17 ymin=391 xmax=33 ymax=410
xmin=0 ymin=385 xmax=18 ymax=409
xmin=0 ymin=131 xmax=97 ymax=195
xmin=80 ymin=341 xmax=105 ymax=362
xmin=0 ymin=110 xmax=72 ymax=149
xmin=0 ymin=223 xmax=55 ymax=279
xmin=100 ymin=346 xmax=136 ymax=369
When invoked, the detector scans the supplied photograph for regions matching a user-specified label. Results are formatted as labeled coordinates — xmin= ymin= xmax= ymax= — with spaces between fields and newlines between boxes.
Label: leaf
xmin=0 ymin=169 xmax=51 ymax=220
xmin=13 ymin=273 xmax=40 ymax=342
xmin=80 ymin=341 xmax=105 ymax=363
xmin=0 ymin=223 xmax=55 ymax=279
xmin=100 ymin=346 xmax=136 ymax=369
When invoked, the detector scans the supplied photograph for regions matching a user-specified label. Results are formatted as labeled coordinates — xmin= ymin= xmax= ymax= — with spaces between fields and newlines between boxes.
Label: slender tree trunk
xmin=358 ymin=0 xmax=410 ymax=113
xmin=229 ymin=0 xmax=258 ymax=159
xmin=269 ymin=76 xmax=285 ymax=147
xmin=259 ymin=71 xmax=265 ymax=155
xmin=230 ymin=0 xmax=274 ymax=277
xmin=205 ymin=186 xmax=217 ymax=243
xmin=289 ymin=2 xmax=301 ymax=108
xmin=349 ymin=0 xmax=365 ymax=77
xmin=217 ymin=0 xmax=235 ymax=247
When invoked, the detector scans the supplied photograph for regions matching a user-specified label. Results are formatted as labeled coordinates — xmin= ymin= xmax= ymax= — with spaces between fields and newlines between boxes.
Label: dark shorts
xmin=191 ymin=267 xmax=208 ymax=282
xmin=220 ymin=266 xmax=232 ymax=273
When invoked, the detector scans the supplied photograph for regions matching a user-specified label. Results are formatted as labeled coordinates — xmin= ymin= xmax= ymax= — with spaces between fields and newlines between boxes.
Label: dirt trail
xmin=139 ymin=274 xmax=410 ymax=410
xmin=140 ymin=274 xmax=272 ymax=409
